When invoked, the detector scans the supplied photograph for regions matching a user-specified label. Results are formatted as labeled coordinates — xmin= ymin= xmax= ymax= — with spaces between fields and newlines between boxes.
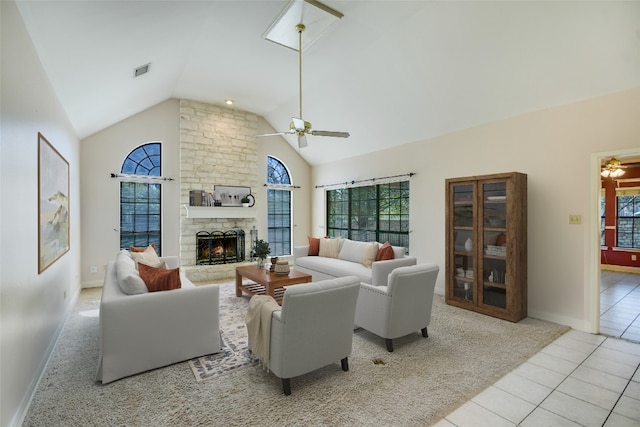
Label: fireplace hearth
xmin=196 ymin=229 xmax=245 ymax=265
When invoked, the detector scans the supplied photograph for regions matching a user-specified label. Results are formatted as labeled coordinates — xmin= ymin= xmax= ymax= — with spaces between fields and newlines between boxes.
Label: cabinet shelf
xmin=484 ymin=282 xmax=507 ymax=290
xmin=445 ymin=172 xmax=527 ymax=322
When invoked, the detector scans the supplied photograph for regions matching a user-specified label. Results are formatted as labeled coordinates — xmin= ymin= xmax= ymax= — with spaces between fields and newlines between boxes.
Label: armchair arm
xmin=371 ymin=256 xmax=417 ymax=286
xmin=354 ymin=283 xmax=391 ymax=335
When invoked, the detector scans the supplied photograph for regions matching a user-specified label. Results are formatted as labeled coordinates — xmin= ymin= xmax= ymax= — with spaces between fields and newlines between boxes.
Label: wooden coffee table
xmin=235 ymin=265 xmax=312 ymax=305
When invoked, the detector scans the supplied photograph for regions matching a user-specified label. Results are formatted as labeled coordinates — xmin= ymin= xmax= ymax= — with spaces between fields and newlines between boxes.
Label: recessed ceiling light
xmin=133 ymin=63 xmax=150 ymax=78
xmin=225 ymin=99 xmax=234 ymax=105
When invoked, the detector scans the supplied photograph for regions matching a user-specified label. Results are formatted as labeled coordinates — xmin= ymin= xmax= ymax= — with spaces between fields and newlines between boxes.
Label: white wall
xmin=0 ymin=2 xmax=81 ymax=426
xmin=80 ymin=99 xmax=180 ymax=286
xmin=311 ymin=87 xmax=640 ymax=332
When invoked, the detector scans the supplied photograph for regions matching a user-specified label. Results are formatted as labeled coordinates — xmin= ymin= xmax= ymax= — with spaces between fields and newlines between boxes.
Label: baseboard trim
xmin=601 ymin=264 xmax=640 ymax=274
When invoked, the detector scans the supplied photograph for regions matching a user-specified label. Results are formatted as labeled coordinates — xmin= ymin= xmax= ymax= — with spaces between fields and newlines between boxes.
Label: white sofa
xmin=96 ymin=252 xmax=222 ymax=384
xmin=293 ymin=239 xmax=417 ymax=286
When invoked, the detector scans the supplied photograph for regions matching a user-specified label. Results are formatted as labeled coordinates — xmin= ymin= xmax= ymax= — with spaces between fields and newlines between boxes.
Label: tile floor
xmin=600 ymin=271 xmax=640 ymax=342
xmin=434 ymin=272 xmax=640 ymax=426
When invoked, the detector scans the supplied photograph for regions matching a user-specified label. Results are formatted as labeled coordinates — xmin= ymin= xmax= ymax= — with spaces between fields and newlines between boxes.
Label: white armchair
xmin=354 ymin=263 xmax=439 ymax=352
xmin=260 ymin=276 xmax=361 ymax=395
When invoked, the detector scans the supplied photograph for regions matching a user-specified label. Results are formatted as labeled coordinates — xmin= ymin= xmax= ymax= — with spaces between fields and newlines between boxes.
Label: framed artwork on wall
xmin=213 ymin=185 xmax=252 ymax=206
xmin=38 ymin=132 xmax=70 ymax=273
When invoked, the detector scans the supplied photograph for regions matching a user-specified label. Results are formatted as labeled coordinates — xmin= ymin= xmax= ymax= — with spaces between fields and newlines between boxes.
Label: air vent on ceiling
xmin=133 ymin=63 xmax=150 ymax=78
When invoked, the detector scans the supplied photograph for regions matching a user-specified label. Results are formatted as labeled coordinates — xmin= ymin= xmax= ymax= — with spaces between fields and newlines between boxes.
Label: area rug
xmin=188 ymin=282 xmax=257 ymax=381
xmin=23 ymin=281 xmax=571 ymax=427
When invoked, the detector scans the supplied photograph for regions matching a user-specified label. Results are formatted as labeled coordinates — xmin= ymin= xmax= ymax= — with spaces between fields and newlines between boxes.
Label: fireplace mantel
xmin=182 ymin=204 xmax=257 ymax=219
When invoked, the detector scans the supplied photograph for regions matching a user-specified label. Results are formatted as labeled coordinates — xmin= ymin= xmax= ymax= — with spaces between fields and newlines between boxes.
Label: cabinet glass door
xmin=480 ymin=181 xmax=507 ymax=309
xmin=452 ymin=183 xmax=475 ymax=302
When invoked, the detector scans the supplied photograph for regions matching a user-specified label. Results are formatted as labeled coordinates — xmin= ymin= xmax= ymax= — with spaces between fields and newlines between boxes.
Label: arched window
xmin=119 ymin=143 xmax=162 ymax=254
xmin=267 ymin=156 xmax=292 ymax=256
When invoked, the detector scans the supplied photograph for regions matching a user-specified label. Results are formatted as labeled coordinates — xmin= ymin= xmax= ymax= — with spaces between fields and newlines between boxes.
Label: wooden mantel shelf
xmin=182 ymin=204 xmax=256 ymax=219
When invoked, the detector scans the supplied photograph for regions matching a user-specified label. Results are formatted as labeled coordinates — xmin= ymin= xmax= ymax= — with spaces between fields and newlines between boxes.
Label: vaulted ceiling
xmin=15 ymin=1 xmax=640 ymax=165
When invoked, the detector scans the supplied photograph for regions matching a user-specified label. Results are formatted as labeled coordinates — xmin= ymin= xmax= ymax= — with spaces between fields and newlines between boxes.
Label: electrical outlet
xmin=632 ymin=255 xmax=637 ymax=261
xmin=90 ymin=266 xmax=98 ymax=273
xmin=568 ymin=214 xmax=582 ymax=225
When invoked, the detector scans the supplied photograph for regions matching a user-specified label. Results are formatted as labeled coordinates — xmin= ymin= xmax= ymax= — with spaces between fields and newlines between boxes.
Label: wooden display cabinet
xmin=445 ymin=172 xmax=527 ymax=322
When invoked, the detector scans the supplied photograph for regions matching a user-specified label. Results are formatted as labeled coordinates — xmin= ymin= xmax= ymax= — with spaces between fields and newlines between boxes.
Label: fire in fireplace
xmin=196 ymin=229 xmax=245 ymax=265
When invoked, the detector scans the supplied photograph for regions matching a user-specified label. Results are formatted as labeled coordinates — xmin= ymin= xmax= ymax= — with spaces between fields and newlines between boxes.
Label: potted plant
xmin=254 ymin=239 xmax=271 ymax=269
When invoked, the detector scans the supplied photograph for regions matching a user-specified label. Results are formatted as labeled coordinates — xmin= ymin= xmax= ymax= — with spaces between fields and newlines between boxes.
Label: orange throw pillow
xmin=138 ymin=263 xmax=181 ymax=292
xmin=308 ymin=237 xmax=320 ymax=256
xmin=130 ymin=244 xmax=157 ymax=253
xmin=376 ymin=241 xmax=395 ymax=261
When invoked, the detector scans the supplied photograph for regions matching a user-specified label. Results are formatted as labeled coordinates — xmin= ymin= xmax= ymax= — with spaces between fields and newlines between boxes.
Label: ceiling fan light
xmin=298 ymin=133 xmax=308 ymax=148
xmin=601 ymin=157 xmax=626 ymax=178
xmin=611 ymin=168 xmax=625 ymax=178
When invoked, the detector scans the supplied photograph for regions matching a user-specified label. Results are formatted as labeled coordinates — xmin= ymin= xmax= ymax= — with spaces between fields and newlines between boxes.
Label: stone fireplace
xmin=179 ymin=99 xmax=259 ymax=282
xmin=196 ymin=229 xmax=245 ymax=265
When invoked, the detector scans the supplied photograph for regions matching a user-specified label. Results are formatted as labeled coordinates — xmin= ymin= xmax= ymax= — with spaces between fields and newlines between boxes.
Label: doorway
xmin=593 ymin=150 xmax=640 ymax=342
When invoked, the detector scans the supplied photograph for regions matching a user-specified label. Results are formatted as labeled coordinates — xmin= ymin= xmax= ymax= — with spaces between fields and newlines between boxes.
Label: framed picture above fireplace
xmin=213 ymin=185 xmax=251 ymax=207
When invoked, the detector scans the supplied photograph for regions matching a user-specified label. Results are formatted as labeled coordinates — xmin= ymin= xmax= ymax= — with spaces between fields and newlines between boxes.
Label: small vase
xmin=257 ymin=258 xmax=266 ymax=269
xmin=464 ymin=237 xmax=473 ymax=252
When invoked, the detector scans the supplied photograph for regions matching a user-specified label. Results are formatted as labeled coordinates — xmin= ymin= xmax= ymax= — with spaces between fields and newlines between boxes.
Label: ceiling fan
xmin=256 ymin=23 xmax=350 ymax=148
xmin=601 ymin=157 xmax=626 ymax=178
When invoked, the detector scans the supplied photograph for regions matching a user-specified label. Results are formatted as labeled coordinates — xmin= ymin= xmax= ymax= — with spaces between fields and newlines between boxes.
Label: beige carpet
xmin=23 ymin=282 xmax=570 ymax=426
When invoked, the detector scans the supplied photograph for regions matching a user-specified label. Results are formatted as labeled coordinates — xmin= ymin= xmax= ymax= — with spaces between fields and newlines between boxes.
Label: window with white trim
xmin=119 ymin=143 xmax=162 ymax=254
xmin=267 ymin=156 xmax=292 ymax=256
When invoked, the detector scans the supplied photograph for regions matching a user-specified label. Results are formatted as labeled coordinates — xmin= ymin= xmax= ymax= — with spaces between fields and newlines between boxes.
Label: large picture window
xmin=119 ymin=143 xmax=162 ymax=254
xmin=326 ymin=181 xmax=410 ymax=250
xmin=267 ymin=156 xmax=292 ymax=256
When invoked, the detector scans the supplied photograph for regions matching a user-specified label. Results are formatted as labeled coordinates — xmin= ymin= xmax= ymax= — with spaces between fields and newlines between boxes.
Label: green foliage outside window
xmin=326 ymin=181 xmax=410 ymax=250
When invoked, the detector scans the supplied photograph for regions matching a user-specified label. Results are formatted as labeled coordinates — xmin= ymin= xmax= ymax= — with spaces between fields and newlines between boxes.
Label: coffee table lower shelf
xmin=239 ymin=282 xmax=286 ymax=304
xmin=235 ymin=265 xmax=312 ymax=305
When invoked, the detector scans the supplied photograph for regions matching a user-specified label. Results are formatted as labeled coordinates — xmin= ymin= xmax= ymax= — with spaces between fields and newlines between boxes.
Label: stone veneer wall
xmin=179 ymin=99 xmax=258 ymax=282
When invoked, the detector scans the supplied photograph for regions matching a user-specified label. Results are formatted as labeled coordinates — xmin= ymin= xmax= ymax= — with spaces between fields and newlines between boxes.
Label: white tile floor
xmin=600 ymin=271 xmax=640 ymax=342
xmin=434 ymin=273 xmax=640 ymax=427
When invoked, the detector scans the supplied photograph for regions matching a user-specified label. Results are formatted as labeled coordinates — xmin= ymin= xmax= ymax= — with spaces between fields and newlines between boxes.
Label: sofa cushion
xmin=115 ymin=251 xmax=149 ymax=295
xmin=130 ymin=244 xmax=156 ymax=252
xmin=392 ymin=245 xmax=407 ymax=259
xmin=138 ymin=263 xmax=182 ymax=292
xmin=338 ymin=239 xmax=370 ymax=264
xmin=376 ymin=242 xmax=395 ymax=261
xmin=308 ymin=237 xmax=320 ymax=256
xmin=362 ymin=242 xmax=379 ymax=268
xmin=295 ymin=256 xmax=372 ymax=283
xmin=130 ymin=245 xmax=164 ymax=268
xmin=319 ymin=238 xmax=341 ymax=258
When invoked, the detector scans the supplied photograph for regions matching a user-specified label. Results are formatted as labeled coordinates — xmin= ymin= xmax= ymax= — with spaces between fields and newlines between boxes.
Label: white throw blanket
xmin=245 ymin=295 xmax=280 ymax=369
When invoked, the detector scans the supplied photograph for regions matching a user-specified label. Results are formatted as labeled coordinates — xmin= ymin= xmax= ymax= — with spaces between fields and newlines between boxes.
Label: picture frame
xmin=213 ymin=185 xmax=251 ymax=207
xmin=38 ymin=132 xmax=70 ymax=273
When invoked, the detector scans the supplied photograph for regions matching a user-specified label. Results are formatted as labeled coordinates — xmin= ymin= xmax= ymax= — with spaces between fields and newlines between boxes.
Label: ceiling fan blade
xmin=298 ymin=134 xmax=308 ymax=148
xmin=310 ymin=130 xmax=350 ymax=138
xmin=255 ymin=131 xmax=293 ymax=137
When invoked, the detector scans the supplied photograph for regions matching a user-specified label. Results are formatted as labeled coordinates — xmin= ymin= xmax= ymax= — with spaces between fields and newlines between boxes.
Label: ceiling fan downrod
xmin=296 ymin=23 xmax=305 ymax=120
